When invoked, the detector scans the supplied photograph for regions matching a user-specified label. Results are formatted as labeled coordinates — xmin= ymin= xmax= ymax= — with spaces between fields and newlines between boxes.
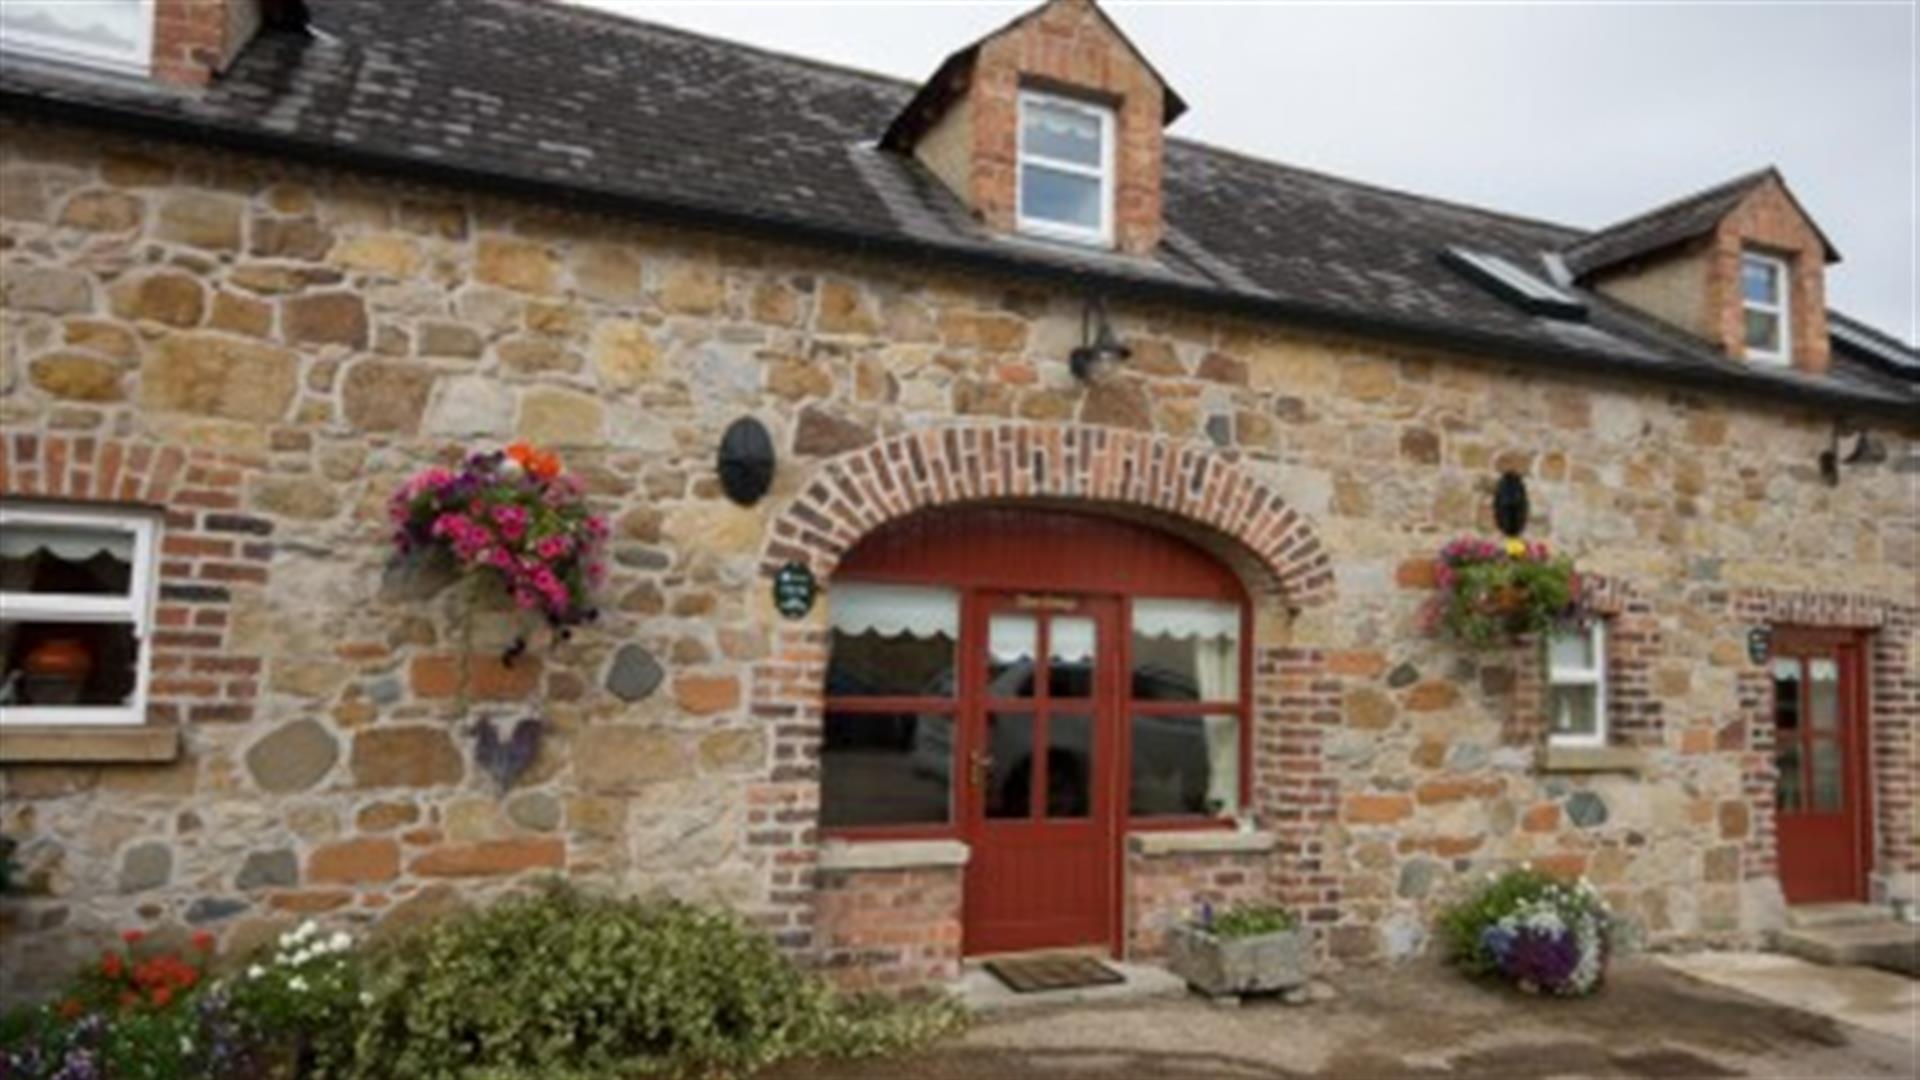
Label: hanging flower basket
xmin=388 ymin=443 xmax=610 ymax=635
xmin=1425 ymin=536 xmax=1580 ymax=648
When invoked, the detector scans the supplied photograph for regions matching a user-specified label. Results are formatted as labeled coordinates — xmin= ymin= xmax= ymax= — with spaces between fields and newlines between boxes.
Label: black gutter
xmin=4 ymin=85 xmax=1913 ymax=426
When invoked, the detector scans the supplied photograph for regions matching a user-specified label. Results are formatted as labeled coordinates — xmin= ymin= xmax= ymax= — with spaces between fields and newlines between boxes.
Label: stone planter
xmin=1166 ymin=923 xmax=1312 ymax=998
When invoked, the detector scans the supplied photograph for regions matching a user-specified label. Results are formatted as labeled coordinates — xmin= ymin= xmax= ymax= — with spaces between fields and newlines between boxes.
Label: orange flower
xmin=506 ymin=440 xmax=562 ymax=481
xmin=58 ymin=999 xmax=84 ymax=1020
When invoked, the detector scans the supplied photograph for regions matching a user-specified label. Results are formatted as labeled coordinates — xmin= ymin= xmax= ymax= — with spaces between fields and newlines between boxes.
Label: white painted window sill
xmin=1128 ymin=829 xmax=1276 ymax=857
xmin=816 ymin=839 xmax=970 ymax=873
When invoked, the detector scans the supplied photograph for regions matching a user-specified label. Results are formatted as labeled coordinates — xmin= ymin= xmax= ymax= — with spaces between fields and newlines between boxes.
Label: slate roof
xmin=1562 ymin=167 xmax=1841 ymax=277
xmin=0 ymin=0 xmax=1911 ymax=415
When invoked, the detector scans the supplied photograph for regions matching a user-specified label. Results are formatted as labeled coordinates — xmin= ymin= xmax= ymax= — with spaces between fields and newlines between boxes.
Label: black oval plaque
xmin=718 ymin=417 xmax=776 ymax=506
xmin=1493 ymin=471 xmax=1529 ymax=538
xmin=773 ymin=561 xmax=816 ymax=619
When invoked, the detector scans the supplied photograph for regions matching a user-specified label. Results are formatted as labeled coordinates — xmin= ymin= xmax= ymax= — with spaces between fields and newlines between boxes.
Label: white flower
xmin=180 ymin=1037 xmax=194 ymax=1054
xmin=288 ymin=976 xmax=308 ymax=993
xmin=328 ymin=931 xmax=352 ymax=953
xmin=359 ymin=991 xmax=374 ymax=1006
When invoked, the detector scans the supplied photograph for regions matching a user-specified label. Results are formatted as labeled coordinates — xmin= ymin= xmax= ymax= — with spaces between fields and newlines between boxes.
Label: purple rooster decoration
xmin=473 ymin=716 xmax=544 ymax=792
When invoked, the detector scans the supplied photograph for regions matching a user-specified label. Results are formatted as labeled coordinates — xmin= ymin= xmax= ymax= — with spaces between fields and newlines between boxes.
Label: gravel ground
xmin=765 ymin=957 xmax=1918 ymax=1079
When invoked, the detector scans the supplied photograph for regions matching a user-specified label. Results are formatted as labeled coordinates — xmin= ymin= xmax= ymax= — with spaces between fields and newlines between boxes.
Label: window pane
xmin=986 ymin=711 xmax=1033 ymax=819
xmin=0 ymin=523 xmax=135 ymax=597
xmin=1775 ymin=741 xmax=1804 ymax=811
xmin=1810 ymin=739 xmax=1844 ymax=812
xmin=987 ymin=614 xmax=1036 ymax=699
xmin=1771 ymin=658 xmax=1802 ymax=732
xmin=1546 ymin=625 xmax=1596 ymax=675
xmin=1130 ymin=712 xmax=1238 ymax=818
xmin=1547 ymin=684 xmax=1599 ymax=739
xmin=1744 ymin=310 xmax=1781 ymax=352
xmin=1741 ymin=257 xmax=1781 ymax=304
xmin=1048 ymin=615 xmax=1096 ymax=699
xmin=1132 ymin=599 xmax=1240 ymax=702
xmin=1022 ymin=99 xmax=1101 ymax=167
xmin=820 ymin=710 xmax=952 ymax=828
xmin=0 ymin=620 xmax=139 ymax=708
xmin=1046 ymin=713 xmax=1092 ymax=819
xmin=827 ymin=584 xmax=957 ymax=697
xmin=1020 ymin=165 xmax=1101 ymax=231
xmin=1807 ymin=658 xmax=1838 ymax=732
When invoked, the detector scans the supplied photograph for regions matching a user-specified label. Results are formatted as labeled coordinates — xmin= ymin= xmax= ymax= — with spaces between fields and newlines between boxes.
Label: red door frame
xmin=960 ymin=592 xmax=1122 ymax=955
xmin=824 ymin=507 xmax=1254 ymax=957
xmin=1771 ymin=626 xmax=1873 ymax=904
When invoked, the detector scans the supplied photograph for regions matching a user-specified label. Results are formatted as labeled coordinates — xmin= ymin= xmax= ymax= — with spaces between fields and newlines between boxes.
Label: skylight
xmin=1441 ymin=247 xmax=1587 ymax=321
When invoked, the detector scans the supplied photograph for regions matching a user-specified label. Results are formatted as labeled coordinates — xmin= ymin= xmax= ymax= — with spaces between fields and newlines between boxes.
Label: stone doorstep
xmin=951 ymin=957 xmax=1187 ymax=1015
xmin=1785 ymin=902 xmax=1895 ymax=931
xmin=1772 ymin=921 xmax=1920 ymax=978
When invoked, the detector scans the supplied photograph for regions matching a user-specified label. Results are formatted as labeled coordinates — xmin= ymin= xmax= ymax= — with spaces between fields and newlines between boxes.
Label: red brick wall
xmin=0 ymin=433 xmax=267 ymax=727
xmin=814 ymin=865 xmax=963 ymax=991
xmin=151 ymin=0 xmax=259 ymax=86
xmin=1126 ymin=847 xmax=1272 ymax=958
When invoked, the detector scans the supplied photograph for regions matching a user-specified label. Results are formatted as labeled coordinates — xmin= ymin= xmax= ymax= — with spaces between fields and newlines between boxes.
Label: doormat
xmin=985 ymin=954 xmax=1126 ymax=994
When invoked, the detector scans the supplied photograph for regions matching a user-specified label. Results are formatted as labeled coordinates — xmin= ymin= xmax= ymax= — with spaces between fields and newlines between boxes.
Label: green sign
xmin=773 ymin=561 xmax=816 ymax=619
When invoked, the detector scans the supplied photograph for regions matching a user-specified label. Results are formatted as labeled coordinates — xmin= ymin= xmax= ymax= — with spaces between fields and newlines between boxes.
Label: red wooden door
xmin=961 ymin=592 xmax=1119 ymax=955
xmin=1771 ymin=629 xmax=1872 ymax=904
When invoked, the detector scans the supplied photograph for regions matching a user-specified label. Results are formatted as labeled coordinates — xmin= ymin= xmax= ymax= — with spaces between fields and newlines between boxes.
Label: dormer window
xmin=1016 ymin=91 xmax=1115 ymax=247
xmin=1740 ymin=251 xmax=1791 ymax=364
xmin=0 ymin=0 xmax=154 ymax=76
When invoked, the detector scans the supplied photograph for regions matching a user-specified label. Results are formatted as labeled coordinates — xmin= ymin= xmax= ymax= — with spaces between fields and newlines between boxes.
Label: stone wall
xmin=1 ymin=116 xmax=1916 ymax=1000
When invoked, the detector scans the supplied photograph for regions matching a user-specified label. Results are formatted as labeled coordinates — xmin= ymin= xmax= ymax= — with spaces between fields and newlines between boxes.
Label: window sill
xmin=1539 ymin=745 xmax=1645 ymax=774
xmin=0 ymin=725 xmax=180 ymax=764
xmin=1129 ymin=829 xmax=1275 ymax=858
xmin=816 ymin=838 xmax=970 ymax=873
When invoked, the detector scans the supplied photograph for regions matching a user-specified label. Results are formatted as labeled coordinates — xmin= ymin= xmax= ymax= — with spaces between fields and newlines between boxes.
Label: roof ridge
xmin=489 ymin=0 xmax=920 ymax=91
xmin=1567 ymin=165 xmax=1776 ymax=254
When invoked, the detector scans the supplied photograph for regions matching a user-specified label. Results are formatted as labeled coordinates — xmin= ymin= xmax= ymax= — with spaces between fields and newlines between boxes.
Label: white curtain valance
xmin=829 ymin=583 xmax=958 ymax=639
xmin=1049 ymin=616 xmax=1096 ymax=664
xmin=0 ymin=526 xmax=134 ymax=563
xmin=988 ymin=614 xmax=1037 ymax=663
xmin=1132 ymin=598 xmax=1239 ymax=642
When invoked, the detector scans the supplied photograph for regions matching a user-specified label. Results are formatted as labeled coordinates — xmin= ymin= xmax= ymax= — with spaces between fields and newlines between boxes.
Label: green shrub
xmin=346 ymin=881 xmax=962 ymax=1079
xmin=1203 ymin=904 xmax=1297 ymax=939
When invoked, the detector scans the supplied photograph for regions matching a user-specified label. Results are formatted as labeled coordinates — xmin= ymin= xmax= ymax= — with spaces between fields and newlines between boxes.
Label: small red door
xmin=1771 ymin=629 xmax=1872 ymax=904
xmin=961 ymin=592 xmax=1119 ymax=955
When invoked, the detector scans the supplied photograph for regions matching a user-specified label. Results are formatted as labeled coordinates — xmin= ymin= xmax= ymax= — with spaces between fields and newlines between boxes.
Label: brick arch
xmin=762 ymin=424 xmax=1334 ymax=610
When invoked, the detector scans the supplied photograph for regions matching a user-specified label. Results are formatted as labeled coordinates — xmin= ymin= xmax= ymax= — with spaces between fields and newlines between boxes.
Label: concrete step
xmin=1774 ymin=921 xmax=1920 ymax=978
xmin=1784 ymin=903 xmax=1894 ymax=931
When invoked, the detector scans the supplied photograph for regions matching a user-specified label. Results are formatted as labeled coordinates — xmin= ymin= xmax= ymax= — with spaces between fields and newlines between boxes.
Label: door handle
xmin=969 ymin=750 xmax=993 ymax=790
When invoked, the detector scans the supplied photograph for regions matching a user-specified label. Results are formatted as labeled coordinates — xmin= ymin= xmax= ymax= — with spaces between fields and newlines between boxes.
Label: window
xmin=1128 ymin=598 xmax=1244 ymax=819
xmin=1016 ymin=90 xmax=1115 ymax=247
xmin=1740 ymin=251 xmax=1791 ymax=364
xmin=820 ymin=583 xmax=959 ymax=829
xmin=0 ymin=0 xmax=154 ymax=76
xmin=1544 ymin=621 xmax=1607 ymax=747
xmin=0 ymin=502 xmax=160 ymax=726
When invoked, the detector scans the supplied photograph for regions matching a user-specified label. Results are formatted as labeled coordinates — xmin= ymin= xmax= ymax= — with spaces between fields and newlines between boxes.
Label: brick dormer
xmin=880 ymin=0 xmax=1185 ymax=255
xmin=0 ymin=0 xmax=300 ymax=87
xmin=1566 ymin=169 xmax=1839 ymax=375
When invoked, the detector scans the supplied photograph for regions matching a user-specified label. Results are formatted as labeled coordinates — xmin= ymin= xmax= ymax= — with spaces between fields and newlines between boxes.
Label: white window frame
xmin=0 ymin=502 xmax=161 ymax=727
xmin=1544 ymin=620 xmax=1607 ymax=749
xmin=1740 ymin=251 xmax=1792 ymax=365
xmin=0 ymin=0 xmax=155 ymax=78
xmin=1015 ymin=89 xmax=1116 ymax=248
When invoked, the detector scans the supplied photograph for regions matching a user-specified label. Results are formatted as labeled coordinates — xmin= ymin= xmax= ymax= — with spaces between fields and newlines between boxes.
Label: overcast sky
xmin=575 ymin=1 xmax=1917 ymax=343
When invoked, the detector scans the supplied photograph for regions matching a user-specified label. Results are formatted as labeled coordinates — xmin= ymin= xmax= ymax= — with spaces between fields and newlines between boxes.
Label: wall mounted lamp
xmin=1069 ymin=296 xmax=1131 ymax=380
